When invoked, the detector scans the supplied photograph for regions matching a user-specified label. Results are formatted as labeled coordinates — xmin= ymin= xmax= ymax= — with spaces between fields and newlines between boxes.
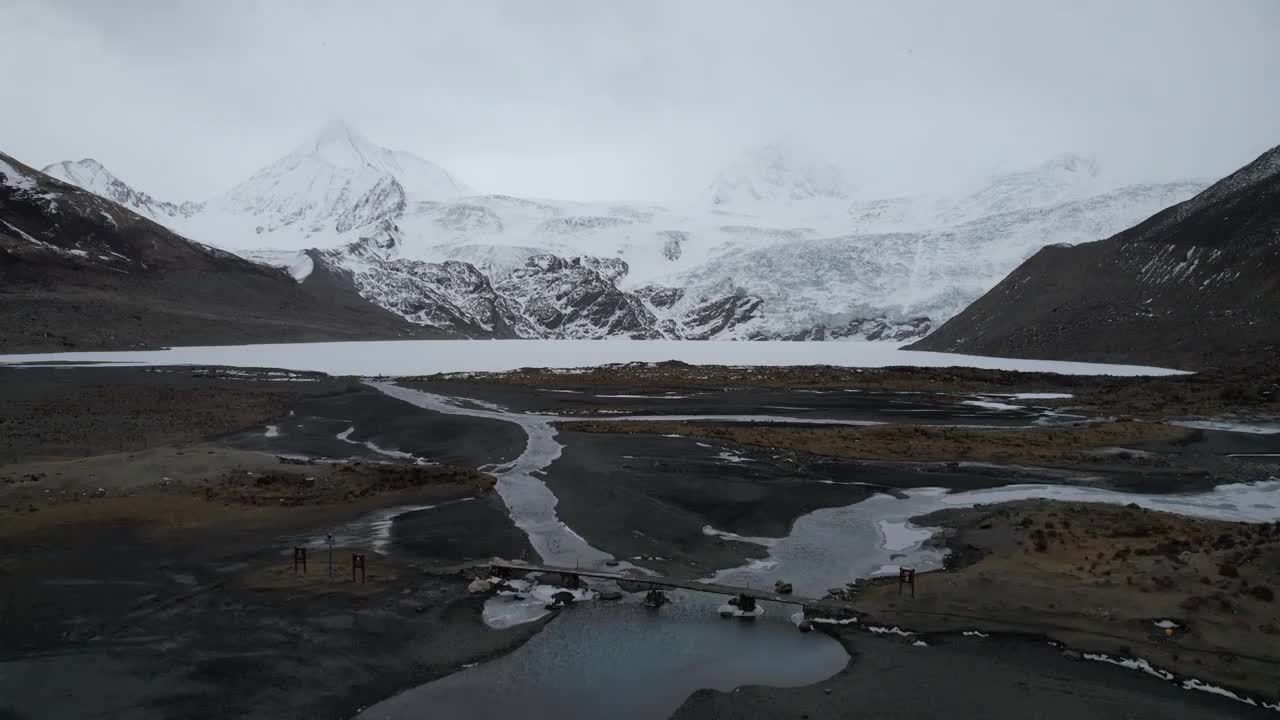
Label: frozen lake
xmin=0 ymin=339 xmax=1189 ymax=377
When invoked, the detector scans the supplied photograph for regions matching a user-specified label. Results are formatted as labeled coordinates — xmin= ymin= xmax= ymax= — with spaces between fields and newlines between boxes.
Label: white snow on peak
xmin=707 ymin=142 xmax=851 ymax=207
xmin=289 ymin=119 xmax=470 ymax=200
xmin=42 ymin=159 xmax=115 ymax=194
xmin=189 ymin=121 xmax=470 ymax=248
xmin=41 ymin=158 xmax=199 ymax=222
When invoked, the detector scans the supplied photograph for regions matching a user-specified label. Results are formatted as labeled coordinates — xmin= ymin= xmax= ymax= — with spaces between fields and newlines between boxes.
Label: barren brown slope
xmin=910 ymin=145 xmax=1280 ymax=370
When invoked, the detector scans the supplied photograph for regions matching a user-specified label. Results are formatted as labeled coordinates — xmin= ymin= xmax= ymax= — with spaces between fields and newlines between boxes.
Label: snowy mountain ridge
xmin=40 ymin=125 xmax=1210 ymax=342
xmin=42 ymin=159 xmax=204 ymax=222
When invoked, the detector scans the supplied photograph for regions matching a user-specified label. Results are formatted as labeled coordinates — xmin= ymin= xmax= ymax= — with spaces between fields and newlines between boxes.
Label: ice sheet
xmin=0 ymin=339 xmax=1191 ymax=377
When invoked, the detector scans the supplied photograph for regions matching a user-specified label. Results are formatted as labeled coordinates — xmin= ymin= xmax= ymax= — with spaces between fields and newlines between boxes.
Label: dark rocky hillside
xmin=910 ymin=145 xmax=1280 ymax=370
xmin=0 ymin=151 xmax=437 ymax=352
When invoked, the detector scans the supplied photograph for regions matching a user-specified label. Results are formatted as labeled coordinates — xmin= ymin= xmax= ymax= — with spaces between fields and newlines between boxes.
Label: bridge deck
xmin=488 ymin=559 xmax=856 ymax=615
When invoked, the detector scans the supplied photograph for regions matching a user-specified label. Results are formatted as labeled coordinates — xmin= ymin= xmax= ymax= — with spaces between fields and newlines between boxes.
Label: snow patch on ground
xmin=264 ymin=425 xmax=280 ymax=438
xmin=1082 ymin=653 xmax=1174 ymax=681
xmin=0 ymin=158 xmax=37 ymax=191
xmin=1180 ymin=679 xmax=1264 ymax=707
xmin=868 ymin=625 xmax=914 ymax=637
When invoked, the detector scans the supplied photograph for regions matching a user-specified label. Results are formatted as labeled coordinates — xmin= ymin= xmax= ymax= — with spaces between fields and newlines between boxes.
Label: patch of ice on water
xmin=482 ymin=583 xmax=599 ymax=629
xmin=715 ymin=451 xmax=753 ymax=464
xmin=461 ymin=397 xmax=510 ymax=413
xmin=702 ymin=525 xmax=778 ymax=547
xmin=595 ymin=394 xmax=689 ymax=399
xmin=0 ymin=339 xmax=1193 ymax=377
xmin=961 ymin=399 xmax=1025 ymax=411
xmin=938 ymin=480 xmax=1280 ymax=524
xmin=876 ymin=520 xmax=934 ymax=552
xmin=336 ymin=425 xmax=431 ymax=464
xmin=368 ymin=382 xmax=615 ymax=568
xmin=599 ymin=414 xmax=883 ymax=427
xmin=1172 ymin=420 xmax=1280 ymax=435
xmin=718 ymin=603 xmax=765 ymax=619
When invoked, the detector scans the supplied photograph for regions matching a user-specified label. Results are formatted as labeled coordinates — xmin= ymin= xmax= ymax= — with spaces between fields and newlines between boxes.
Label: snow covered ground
xmin=0 ymin=339 xmax=1190 ymax=377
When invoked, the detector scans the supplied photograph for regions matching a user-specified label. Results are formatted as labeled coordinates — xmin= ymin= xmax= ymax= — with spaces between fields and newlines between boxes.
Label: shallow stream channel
xmin=356 ymin=382 xmax=1280 ymax=719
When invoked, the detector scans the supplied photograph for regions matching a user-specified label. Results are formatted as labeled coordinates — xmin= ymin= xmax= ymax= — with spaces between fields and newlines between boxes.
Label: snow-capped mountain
xmin=42 ymin=125 xmax=1209 ymax=343
xmin=189 ymin=121 xmax=468 ymax=247
xmin=41 ymin=159 xmax=203 ymax=222
xmin=2 ymin=150 xmax=427 ymax=352
xmin=706 ymin=142 xmax=851 ymax=207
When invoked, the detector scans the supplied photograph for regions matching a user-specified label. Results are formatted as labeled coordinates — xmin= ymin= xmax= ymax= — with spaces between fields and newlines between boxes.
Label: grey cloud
xmin=2 ymin=0 xmax=1277 ymax=202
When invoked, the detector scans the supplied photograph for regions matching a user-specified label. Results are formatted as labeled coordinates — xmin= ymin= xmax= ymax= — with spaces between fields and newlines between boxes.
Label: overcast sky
xmin=2 ymin=0 xmax=1277 ymax=202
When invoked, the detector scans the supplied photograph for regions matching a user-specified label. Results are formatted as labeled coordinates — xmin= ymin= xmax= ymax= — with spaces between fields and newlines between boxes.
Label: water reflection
xmin=359 ymin=594 xmax=847 ymax=720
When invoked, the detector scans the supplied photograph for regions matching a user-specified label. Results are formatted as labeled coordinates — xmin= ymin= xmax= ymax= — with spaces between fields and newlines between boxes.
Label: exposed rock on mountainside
xmin=780 ymin=317 xmax=932 ymax=342
xmin=0 ymin=152 xmax=432 ymax=352
xmin=911 ymin=144 xmax=1280 ymax=369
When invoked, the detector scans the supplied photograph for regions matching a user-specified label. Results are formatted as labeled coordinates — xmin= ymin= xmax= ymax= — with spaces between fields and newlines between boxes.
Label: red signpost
xmin=293 ymin=546 xmax=307 ymax=575
xmin=898 ymin=567 xmax=916 ymax=597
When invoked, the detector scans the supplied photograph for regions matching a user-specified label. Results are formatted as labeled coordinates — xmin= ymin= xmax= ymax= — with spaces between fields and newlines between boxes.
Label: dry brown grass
xmin=561 ymin=420 xmax=1191 ymax=465
xmin=855 ymin=501 xmax=1280 ymax=700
